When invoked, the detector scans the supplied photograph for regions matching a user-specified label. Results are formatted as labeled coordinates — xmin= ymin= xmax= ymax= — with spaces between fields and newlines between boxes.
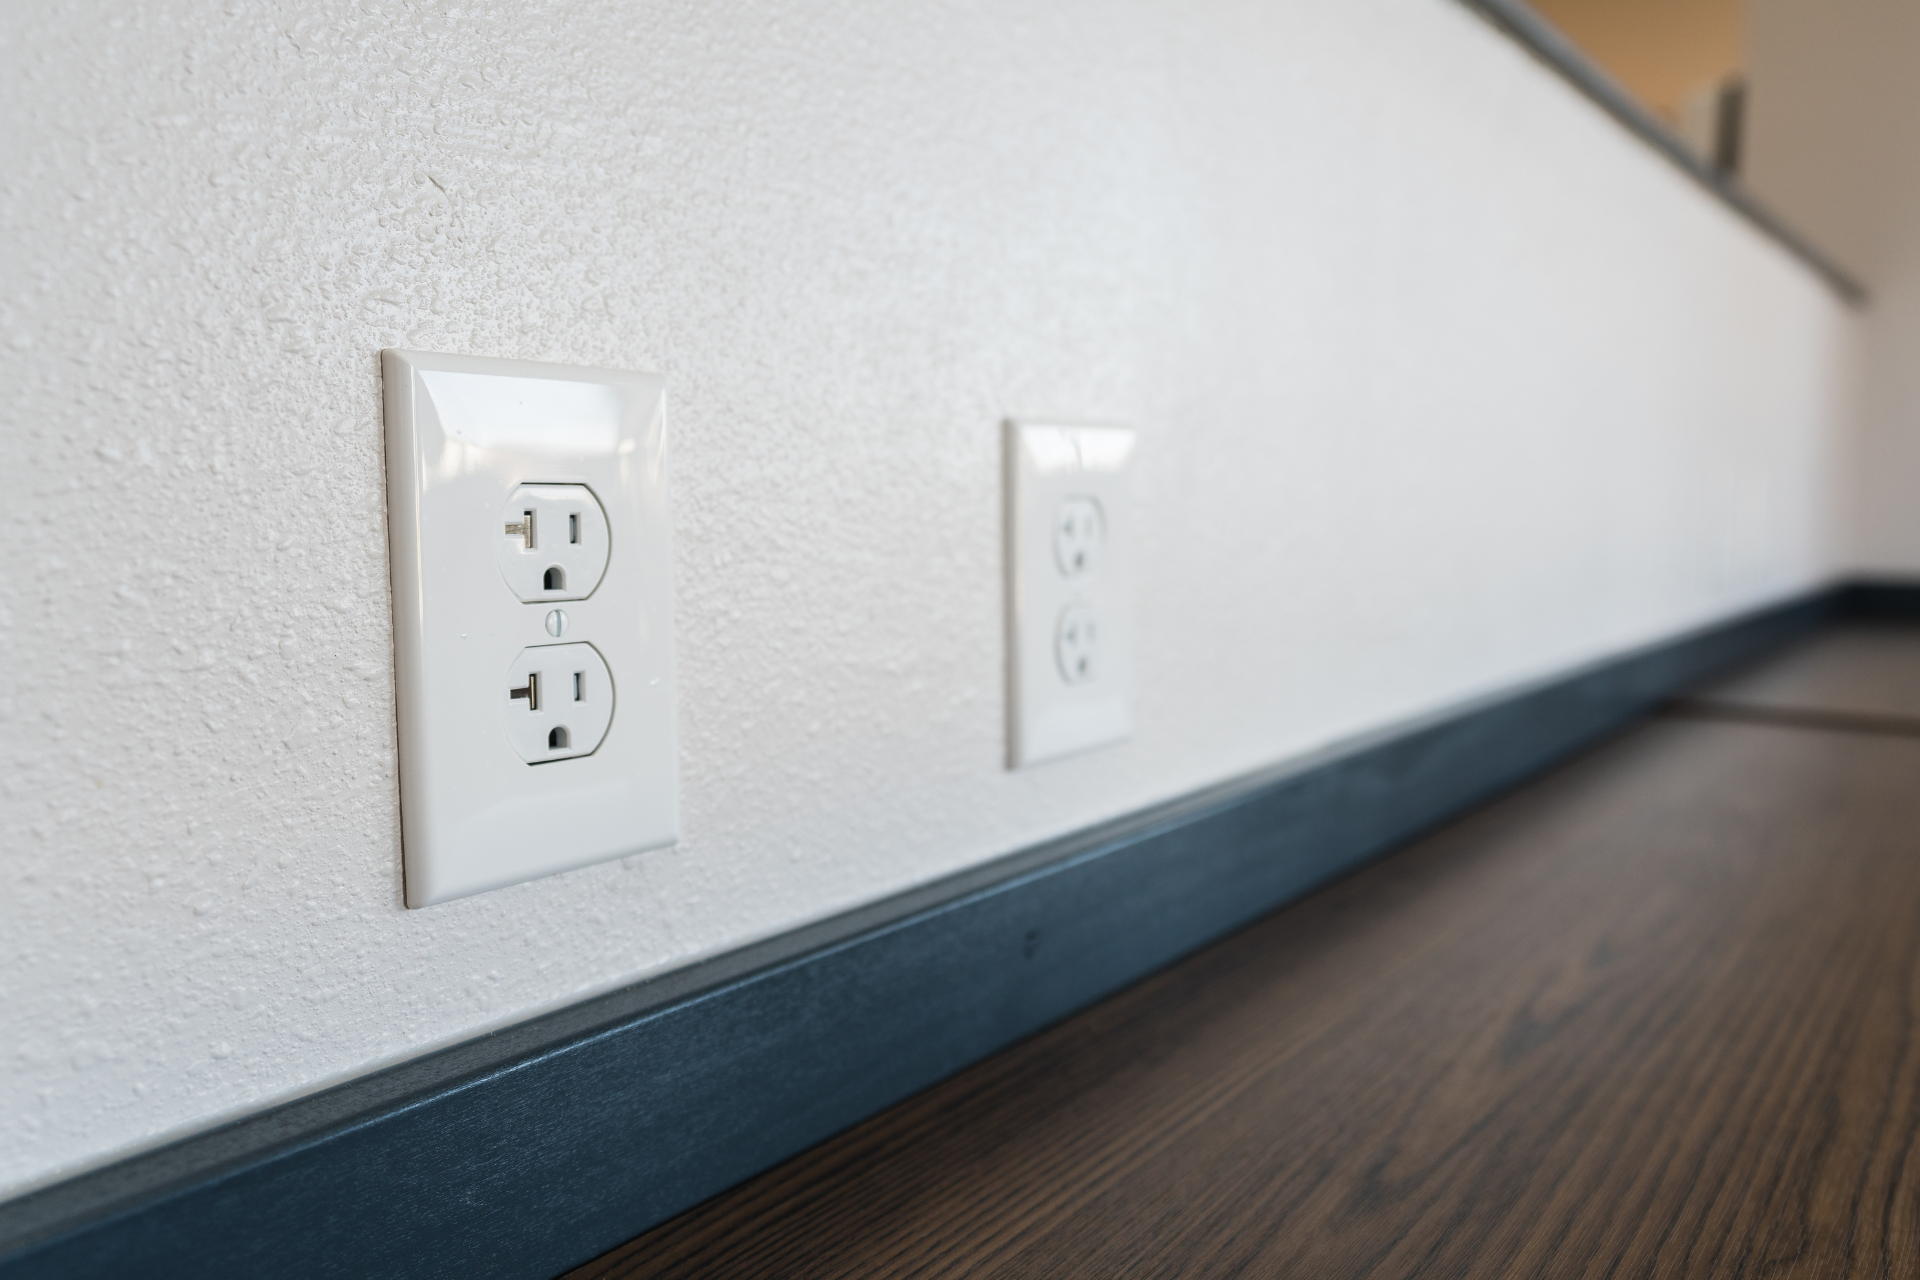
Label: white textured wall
xmin=0 ymin=0 xmax=1855 ymax=1195
xmin=1747 ymin=0 xmax=1920 ymax=574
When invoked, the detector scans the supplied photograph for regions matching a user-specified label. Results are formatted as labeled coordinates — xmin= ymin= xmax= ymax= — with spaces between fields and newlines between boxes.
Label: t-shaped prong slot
xmin=509 ymin=671 xmax=540 ymax=711
xmin=504 ymin=510 xmax=535 ymax=549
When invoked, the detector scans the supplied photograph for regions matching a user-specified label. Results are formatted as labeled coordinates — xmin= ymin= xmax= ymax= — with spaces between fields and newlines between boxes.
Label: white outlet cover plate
xmin=383 ymin=350 xmax=677 ymax=906
xmin=1005 ymin=420 xmax=1136 ymax=767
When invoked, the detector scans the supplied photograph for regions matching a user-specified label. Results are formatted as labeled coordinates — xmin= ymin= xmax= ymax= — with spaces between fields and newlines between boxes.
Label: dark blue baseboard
xmin=2 ymin=583 xmax=1911 ymax=1280
xmin=1838 ymin=577 xmax=1920 ymax=619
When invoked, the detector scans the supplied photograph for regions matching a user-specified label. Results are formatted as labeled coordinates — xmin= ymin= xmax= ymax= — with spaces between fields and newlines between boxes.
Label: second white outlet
xmin=1005 ymin=420 xmax=1136 ymax=767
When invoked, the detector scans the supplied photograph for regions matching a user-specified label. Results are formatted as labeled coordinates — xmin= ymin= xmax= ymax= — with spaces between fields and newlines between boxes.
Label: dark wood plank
xmin=1686 ymin=621 xmax=1920 ymax=723
xmin=570 ymin=709 xmax=1920 ymax=1279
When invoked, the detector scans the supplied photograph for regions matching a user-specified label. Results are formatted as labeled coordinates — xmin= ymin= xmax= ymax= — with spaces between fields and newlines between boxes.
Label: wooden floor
xmin=571 ymin=624 xmax=1920 ymax=1280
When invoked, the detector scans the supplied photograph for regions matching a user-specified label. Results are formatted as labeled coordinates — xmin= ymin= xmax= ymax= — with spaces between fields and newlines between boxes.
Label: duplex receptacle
xmin=1005 ymin=421 xmax=1136 ymax=768
xmin=383 ymin=350 xmax=678 ymax=907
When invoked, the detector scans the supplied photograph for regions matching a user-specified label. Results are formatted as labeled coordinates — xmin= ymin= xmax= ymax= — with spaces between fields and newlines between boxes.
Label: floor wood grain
xmin=570 ymin=630 xmax=1920 ymax=1280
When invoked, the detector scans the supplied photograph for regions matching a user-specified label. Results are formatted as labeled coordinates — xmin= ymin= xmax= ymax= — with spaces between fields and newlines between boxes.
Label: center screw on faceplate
xmin=545 ymin=609 xmax=569 ymax=637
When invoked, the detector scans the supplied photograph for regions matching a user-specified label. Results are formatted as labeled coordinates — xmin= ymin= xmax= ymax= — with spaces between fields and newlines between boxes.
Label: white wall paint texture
xmin=0 ymin=0 xmax=1856 ymax=1194
xmin=1747 ymin=0 xmax=1920 ymax=575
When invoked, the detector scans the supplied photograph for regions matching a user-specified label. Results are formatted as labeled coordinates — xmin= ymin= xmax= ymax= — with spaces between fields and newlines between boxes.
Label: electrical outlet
xmin=1055 ymin=604 xmax=1100 ymax=683
xmin=1005 ymin=420 xmax=1135 ymax=767
xmin=503 ymin=642 xmax=615 ymax=762
xmin=383 ymin=350 xmax=676 ymax=906
xmin=1053 ymin=497 xmax=1103 ymax=579
xmin=497 ymin=484 xmax=610 ymax=602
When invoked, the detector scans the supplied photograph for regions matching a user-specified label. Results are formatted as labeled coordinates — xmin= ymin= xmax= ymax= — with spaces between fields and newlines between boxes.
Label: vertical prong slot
xmin=573 ymin=671 xmax=584 ymax=701
xmin=510 ymin=671 xmax=540 ymax=711
xmin=569 ymin=513 xmax=580 ymax=544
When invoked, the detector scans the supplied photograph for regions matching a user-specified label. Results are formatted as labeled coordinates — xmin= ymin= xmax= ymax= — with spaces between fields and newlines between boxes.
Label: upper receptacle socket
xmin=496 ymin=484 xmax=610 ymax=602
xmin=1053 ymin=496 xmax=1104 ymax=579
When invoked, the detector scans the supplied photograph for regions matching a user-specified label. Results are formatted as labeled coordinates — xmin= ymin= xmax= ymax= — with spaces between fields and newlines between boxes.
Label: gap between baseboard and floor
xmin=2 ymin=580 xmax=1915 ymax=1280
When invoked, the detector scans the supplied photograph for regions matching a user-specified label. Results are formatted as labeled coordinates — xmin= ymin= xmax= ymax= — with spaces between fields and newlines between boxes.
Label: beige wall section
xmin=1747 ymin=0 xmax=1920 ymax=572
xmin=1527 ymin=0 xmax=1743 ymax=121
xmin=0 ymin=0 xmax=1856 ymax=1196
